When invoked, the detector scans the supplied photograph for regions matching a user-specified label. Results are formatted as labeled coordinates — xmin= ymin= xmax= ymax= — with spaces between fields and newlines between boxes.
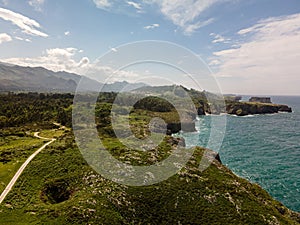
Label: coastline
xmin=178 ymin=100 xmax=300 ymax=212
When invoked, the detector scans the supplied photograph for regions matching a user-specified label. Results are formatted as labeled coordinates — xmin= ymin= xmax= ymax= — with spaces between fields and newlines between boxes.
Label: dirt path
xmin=0 ymin=132 xmax=56 ymax=204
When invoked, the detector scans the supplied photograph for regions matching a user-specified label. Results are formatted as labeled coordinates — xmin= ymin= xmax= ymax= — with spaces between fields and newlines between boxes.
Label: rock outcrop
xmin=166 ymin=121 xmax=196 ymax=134
xmin=277 ymin=104 xmax=293 ymax=112
xmin=226 ymin=102 xmax=292 ymax=116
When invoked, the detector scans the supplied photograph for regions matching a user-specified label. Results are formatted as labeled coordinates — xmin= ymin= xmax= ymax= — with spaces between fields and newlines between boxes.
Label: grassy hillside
xmin=0 ymin=130 xmax=299 ymax=224
xmin=0 ymin=93 xmax=299 ymax=224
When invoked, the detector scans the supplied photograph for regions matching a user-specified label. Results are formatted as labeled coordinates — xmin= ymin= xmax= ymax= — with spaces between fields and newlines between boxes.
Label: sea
xmin=180 ymin=96 xmax=300 ymax=212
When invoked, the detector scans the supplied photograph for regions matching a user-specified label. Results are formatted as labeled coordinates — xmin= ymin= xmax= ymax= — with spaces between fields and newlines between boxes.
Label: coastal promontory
xmin=225 ymin=97 xmax=292 ymax=116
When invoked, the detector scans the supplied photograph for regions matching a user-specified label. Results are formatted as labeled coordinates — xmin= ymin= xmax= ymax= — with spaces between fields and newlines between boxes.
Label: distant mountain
xmin=132 ymin=85 xmax=189 ymax=95
xmin=0 ymin=62 xmax=98 ymax=92
xmin=102 ymin=81 xmax=148 ymax=92
xmin=0 ymin=62 xmax=148 ymax=93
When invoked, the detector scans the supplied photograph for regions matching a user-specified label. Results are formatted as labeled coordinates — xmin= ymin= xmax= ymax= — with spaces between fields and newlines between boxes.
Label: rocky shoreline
xmin=198 ymin=96 xmax=292 ymax=117
xmin=166 ymin=97 xmax=292 ymax=134
xmin=225 ymin=101 xmax=292 ymax=116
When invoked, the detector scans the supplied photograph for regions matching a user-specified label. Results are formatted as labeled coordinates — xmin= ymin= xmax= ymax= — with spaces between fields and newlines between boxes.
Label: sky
xmin=0 ymin=0 xmax=300 ymax=95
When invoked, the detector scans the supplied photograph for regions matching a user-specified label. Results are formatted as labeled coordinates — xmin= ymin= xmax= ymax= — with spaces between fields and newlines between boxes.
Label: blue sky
xmin=0 ymin=0 xmax=300 ymax=95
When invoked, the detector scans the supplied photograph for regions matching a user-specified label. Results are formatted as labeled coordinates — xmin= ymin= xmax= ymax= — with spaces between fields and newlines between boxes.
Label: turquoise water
xmin=181 ymin=96 xmax=300 ymax=212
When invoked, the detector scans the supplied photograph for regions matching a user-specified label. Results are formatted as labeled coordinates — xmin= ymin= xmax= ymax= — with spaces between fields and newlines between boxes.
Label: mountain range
xmin=0 ymin=62 xmax=147 ymax=92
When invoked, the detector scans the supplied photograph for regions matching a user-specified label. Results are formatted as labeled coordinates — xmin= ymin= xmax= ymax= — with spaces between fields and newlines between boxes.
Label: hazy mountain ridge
xmin=0 ymin=63 xmax=148 ymax=93
xmin=102 ymin=81 xmax=148 ymax=93
xmin=0 ymin=63 xmax=80 ymax=92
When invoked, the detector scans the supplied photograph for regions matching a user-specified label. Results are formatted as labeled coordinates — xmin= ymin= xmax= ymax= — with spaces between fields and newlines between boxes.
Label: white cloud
xmin=91 ymin=0 xmax=227 ymax=35
xmin=213 ymin=36 xmax=225 ymax=43
xmin=77 ymin=57 xmax=90 ymax=67
xmin=0 ymin=47 xmax=139 ymax=83
xmin=210 ymin=33 xmax=231 ymax=43
xmin=15 ymin=36 xmax=32 ymax=42
xmin=144 ymin=0 xmax=222 ymax=35
xmin=212 ymin=13 xmax=300 ymax=95
xmin=28 ymin=0 xmax=45 ymax=12
xmin=93 ymin=0 xmax=111 ymax=9
xmin=0 ymin=33 xmax=12 ymax=44
xmin=184 ymin=18 xmax=214 ymax=35
xmin=213 ymin=48 xmax=236 ymax=56
xmin=127 ymin=1 xmax=142 ymax=10
xmin=144 ymin=23 xmax=159 ymax=30
xmin=209 ymin=59 xmax=221 ymax=66
xmin=46 ymin=48 xmax=77 ymax=58
xmin=93 ymin=0 xmax=145 ymax=14
xmin=110 ymin=47 xmax=118 ymax=52
xmin=0 ymin=8 xmax=48 ymax=37
xmin=1 ymin=47 xmax=87 ymax=73
xmin=107 ymin=70 xmax=140 ymax=83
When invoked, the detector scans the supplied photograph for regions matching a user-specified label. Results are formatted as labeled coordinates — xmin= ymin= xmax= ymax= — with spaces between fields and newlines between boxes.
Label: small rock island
xmin=225 ymin=96 xmax=292 ymax=116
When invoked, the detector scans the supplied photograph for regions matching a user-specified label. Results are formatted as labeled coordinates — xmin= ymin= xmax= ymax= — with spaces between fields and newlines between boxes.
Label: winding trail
xmin=0 ymin=132 xmax=56 ymax=204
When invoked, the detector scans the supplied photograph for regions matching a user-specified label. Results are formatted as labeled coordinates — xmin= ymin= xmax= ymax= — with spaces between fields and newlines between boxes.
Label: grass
xmin=38 ymin=129 xmax=66 ymax=139
xmin=0 ymin=161 xmax=23 ymax=193
xmin=0 ymin=135 xmax=45 ymax=152
xmin=0 ymin=130 xmax=124 ymax=224
xmin=99 ymin=135 xmax=173 ymax=166
xmin=0 ymin=135 xmax=46 ymax=193
xmin=0 ymin=128 xmax=299 ymax=224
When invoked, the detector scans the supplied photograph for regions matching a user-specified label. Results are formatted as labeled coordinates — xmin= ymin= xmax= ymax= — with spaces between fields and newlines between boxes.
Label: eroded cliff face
xmin=167 ymin=101 xmax=292 ymax=134
xmin=195 ymin=101 xmax=292 ymax=117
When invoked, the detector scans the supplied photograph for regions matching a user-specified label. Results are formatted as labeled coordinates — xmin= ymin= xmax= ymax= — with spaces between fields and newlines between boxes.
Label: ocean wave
xmin=229 ymin=114 xmax=256 ymax=118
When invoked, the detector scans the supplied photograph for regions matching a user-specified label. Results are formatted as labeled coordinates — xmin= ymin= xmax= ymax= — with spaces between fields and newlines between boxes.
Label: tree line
xmin=0 ymin=92 xmax=73 ymax=128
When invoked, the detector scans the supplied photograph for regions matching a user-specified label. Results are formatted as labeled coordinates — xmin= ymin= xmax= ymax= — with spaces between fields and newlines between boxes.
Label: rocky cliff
xmin=226 ymin=102 xmax=292 ymax=116
xmin=194 ymin=100 xmax=292 ymax=117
